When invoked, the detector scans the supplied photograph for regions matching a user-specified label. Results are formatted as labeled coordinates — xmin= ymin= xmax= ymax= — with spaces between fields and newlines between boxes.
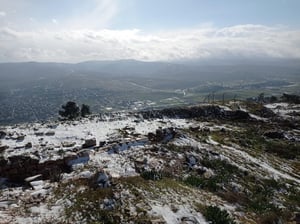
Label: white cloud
xmin=0 ymin=11 xmax=6 ymax=17
xmin=0 ymin=24 xmax=299 ymax=62
xmin=52 ymin=19 xmax=58 ymax=24
xmin=63 ymin=0 xmax=119 ymax=29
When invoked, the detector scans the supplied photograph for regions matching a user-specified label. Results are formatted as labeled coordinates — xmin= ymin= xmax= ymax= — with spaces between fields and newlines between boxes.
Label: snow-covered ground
xmin=0 ymin=102 xmax=299 ymax=223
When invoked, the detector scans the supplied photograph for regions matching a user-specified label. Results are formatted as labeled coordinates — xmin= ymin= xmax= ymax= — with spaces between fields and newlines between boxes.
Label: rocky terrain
xmin=0 ymin=101 xmax=299 ymax=224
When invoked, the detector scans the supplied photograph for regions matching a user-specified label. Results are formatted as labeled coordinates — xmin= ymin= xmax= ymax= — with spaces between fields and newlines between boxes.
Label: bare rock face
xmin=0 ymin=154 xmax=76 ymax=182
xmin=225 ymin=110 xmax=251 ymax=120
xmin=82 ymin=138 xmax=96 ymax=148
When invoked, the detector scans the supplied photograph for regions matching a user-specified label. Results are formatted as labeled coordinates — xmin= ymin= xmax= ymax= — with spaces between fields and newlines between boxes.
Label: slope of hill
xmin=0 ymin=101 xmax=299 ymax=223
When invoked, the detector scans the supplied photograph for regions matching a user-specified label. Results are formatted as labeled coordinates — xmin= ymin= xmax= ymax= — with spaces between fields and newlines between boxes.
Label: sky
xmin=0 ymin=0 xmax=300 ymax=62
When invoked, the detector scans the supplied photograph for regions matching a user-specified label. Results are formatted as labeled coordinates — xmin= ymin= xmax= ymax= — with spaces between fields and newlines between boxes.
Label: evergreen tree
xmin=59 ymin=101 xmax=80 ymax=119
xmin=81 ymin=104 xmax=91 ymax=117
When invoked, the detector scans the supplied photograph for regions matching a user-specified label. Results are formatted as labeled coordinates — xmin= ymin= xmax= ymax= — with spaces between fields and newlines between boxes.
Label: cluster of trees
xmin=59 ymin=101 xmax=91 ymax=119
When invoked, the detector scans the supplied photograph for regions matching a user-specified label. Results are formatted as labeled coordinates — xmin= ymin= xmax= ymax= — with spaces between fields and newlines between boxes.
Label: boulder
xmin=0 ymin=145 xmax=9 ymax=153
xmin=203 ymin=169 xmax=215 ymax=179
xmin=62 ymin=141 xmax=76 ymax=148
xmin=25 ymin=142 xmax=32 ymax=149
xmin=187 ymin=156 xmax=197 ymax=167
xmin=66 ymin=150 xmax=90 ymax=167
xmin=82 ymin=138 xmax=96 ymax=148
xmin=181 ymin=216 xmax=199 ymax=224
xmin=0 ymin=131 xmax=6 ymax=139
xmin=264 ymin=131 xmax=284 ymax=139
xmin=99 ymin=141 xmax=107 ymax=147
xmin=148 ymin=127 xmax=177 ymax=143
xmin=16 ymin=135 xmax=25 ymax=141
xmin=8 ymin=155 xmax=39 ymax=165
xmin=34 ymin=132 xmax=44 ymax=136
xmin=231 ymin=110 xmax=251 ymax=120
xmin=95 ymin=170 xmax=111 ymax=188
xmin=45 ymin=131 xmax=55 ymax=136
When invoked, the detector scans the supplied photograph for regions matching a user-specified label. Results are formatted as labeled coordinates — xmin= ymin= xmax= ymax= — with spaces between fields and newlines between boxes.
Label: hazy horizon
xmin=1 ymin=0 xmax=300 ymax=63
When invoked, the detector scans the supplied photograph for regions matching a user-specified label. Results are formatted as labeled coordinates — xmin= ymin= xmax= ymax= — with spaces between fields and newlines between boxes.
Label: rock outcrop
xmin=82 ymin=138 xmax=97 ymax=148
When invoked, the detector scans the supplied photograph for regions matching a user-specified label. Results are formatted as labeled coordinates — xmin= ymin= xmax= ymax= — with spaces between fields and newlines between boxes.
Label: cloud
xmin=0 ymin=0 xmax=120 ymax=30
xmin=63 ymin=0 xmax=119 ymax=29
xmin=52 ymin=19 xmax=58 ymax=24
xmin=0 ymin=24 xmax=299 ymax=62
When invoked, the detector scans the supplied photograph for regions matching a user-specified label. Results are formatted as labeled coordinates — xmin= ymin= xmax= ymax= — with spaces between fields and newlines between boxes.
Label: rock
xmin=35 ymin=132 xmax=44 ymax=136
xmin=257 ymin=106 xmax=276 ymax=118
xmin=181 ymin=216 xmax=199 ymax=224
xmin=99 ymin=141 xmax=107 ymax=147
xmin=8 ymin=155 xmax=39 ymax=165
xmin=82 ymin=138 xmax=96 ymax=148
xmin=148 ymin=127 xmax=177 ymax=143
xmin=16 ymin=135 xmax=25 ymax=141
xmin=231 ymin=110 xmax=251 ymax=120
xmin=0 ymin=130 xmax=6 ymax=139
xmin=264 ymin=131 xmax=284 ymax=139
xmin=62 ymin=141 xmax=76 ymax=148
xmin=189 ymin=126 xmax=200 ymax=132
xmin=95 ymin=170 xmax=111 ymax=188
xmin=66 ymin=150 xmax=90 ymax=167
xmin=45 ymin=131 xmax=55 ymax=136
xmin=0 ymin=145 xmax=9 ymax=153
xmin=25 ymin=142 xmax=33 ymax=149
xmin=203 ymin=169 xmax=215 ymax=179
xmin=103 ymin=198 xmax=115 ymax=210
xmin=187 ymin=155 xmax=197 ymax=167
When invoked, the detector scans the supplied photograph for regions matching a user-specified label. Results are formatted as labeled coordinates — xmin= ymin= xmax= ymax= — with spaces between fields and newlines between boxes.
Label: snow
xmin=15 ymin=204 xmax=63 ymax=224
xmin=151 ymin=204 xmax=207 ymax=224
xmin=1 ymin=107 xmax=299 ymax=223
xmin=222 ymin=145 xmax=300 ymax=184
xmin=91 ymin=150 xmax=137 ymax=178
xmin=265 ymin=103 xmax=300 ymax=119
xmin=29 ymin=180 xmax=45 ymax=190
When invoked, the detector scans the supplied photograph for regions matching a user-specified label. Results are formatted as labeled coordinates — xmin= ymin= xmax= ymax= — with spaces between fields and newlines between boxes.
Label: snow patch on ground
xmin=151 ymin=204 xmax=208 ymax=224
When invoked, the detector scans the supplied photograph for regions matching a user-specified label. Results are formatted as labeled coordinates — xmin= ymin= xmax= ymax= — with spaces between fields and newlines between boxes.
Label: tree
xmin=257 ymin=93 xmax=265 ymax=103
xmin=81 ymin=104 xmax=91 ymax=117
xmin=59 ymin=101 xmax=80 ymax=119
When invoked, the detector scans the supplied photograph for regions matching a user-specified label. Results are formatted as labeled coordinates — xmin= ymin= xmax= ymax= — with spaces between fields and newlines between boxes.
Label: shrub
xmin=184 ymin=175 xmax=219 ymax=192
xmin=204 ymin=206 xmax=235 ymax=224
xmin=81 ymin=104 xmax=91 ymax=117
xmin=140 ymin=170 xmax=163 ymax=181
xmin=59 ymin=101 xmax=80 ymax=119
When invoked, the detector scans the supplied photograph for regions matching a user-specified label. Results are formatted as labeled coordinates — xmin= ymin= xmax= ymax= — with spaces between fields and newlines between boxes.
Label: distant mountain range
xmin=1 ymin=58 xmax=300 ymax=86
xmin=0 ymin=58 xmax=299 ymax=124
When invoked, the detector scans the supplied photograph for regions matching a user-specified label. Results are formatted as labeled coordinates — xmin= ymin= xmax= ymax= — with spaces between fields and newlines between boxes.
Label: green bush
xmin=141 ymin=170 xmax=163 ymax=181
xmin=59 ymin=101 xmax=80 ymax=119
xmin=204 ymin=206 xmax=235 ymax=224
xmin=184 ymin=175 xmax=219 ymax=192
